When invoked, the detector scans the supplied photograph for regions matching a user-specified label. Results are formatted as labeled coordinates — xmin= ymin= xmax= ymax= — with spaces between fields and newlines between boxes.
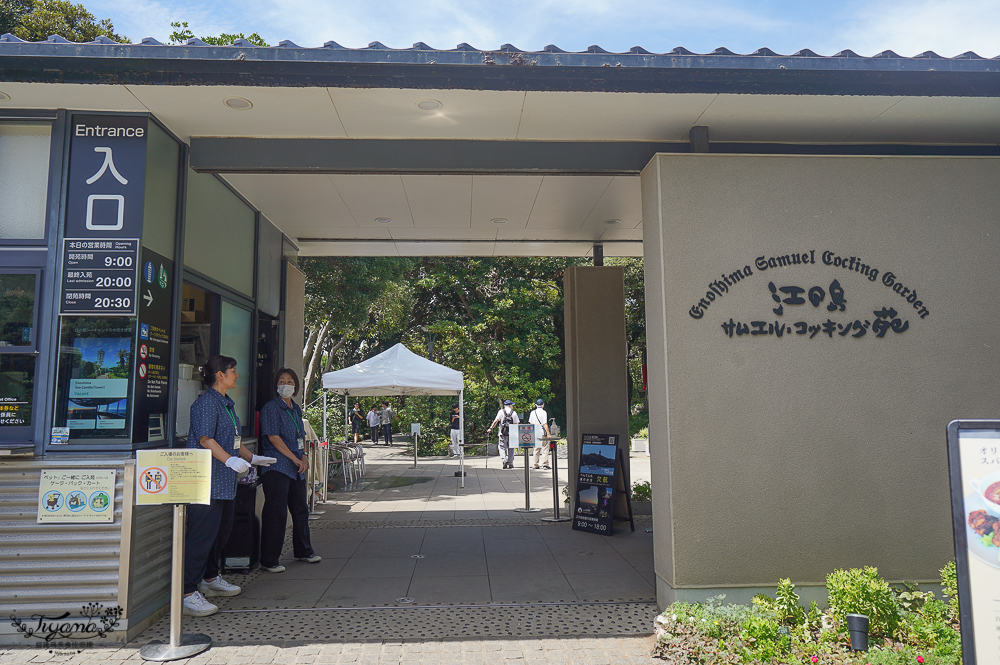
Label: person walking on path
xmin=366 ymin=404 xmax=380 ymax=444
xmin=529 ymin=399 xmax=553 ymax=469
xmin=182 ymin=355 xmax=275 ymax=617
xmin=380 ymin=401 xmax=394 ymax=445
xmin=349 ymin=401 xmax=365 ymax=444
xmin=259 ymin=367 xmax=322 ymax=574
xmin=449 ymin=403 xmax=462 ymax=457
xmin=487 ymin=399 xmax=520 ymax=469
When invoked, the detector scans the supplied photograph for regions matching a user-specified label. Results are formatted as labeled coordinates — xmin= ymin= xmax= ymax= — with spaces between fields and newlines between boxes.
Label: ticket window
xmin=176 ymin=283 xmax=215 ymax=439
xmin=0 ymin=271 xmax=41 ymax=441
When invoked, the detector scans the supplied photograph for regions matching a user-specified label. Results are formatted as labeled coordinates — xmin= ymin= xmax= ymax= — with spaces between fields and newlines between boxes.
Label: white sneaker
xmin=198 ymin=576 xmax=241 ymax=597
xmin=182 ymin=591 xmax=218 ymax=617
xmin=298 ymin=555 xmax=322 ymax=563
xmin=261 ymin=564 xmax=286 ymax=573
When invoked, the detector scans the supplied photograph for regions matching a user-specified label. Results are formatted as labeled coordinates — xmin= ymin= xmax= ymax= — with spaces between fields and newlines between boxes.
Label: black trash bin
xmin=223 ymin=471 xmax=260 ymax=573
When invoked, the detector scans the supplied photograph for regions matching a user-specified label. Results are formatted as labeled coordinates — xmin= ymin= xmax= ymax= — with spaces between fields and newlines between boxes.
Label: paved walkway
xmin=0 ymin=445 xmax=662 ymax=664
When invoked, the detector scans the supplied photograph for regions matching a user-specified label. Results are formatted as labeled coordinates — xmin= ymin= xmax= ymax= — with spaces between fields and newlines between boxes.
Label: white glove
xmin=225 ymin=456 xmax=251 ymax=473
xmin=251 ymin=455 xmax=277 ymax=466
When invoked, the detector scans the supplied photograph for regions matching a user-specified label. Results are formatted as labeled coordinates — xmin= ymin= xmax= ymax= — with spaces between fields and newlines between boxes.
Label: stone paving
xmin=0 ymin=445 xmax=661 ymax=664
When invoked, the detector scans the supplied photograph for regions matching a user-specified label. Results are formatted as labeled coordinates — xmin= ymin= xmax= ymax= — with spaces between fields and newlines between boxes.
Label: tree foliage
xmin=4 ymin=0 xmax=126 ymax=42
xmin=169 ymin=21 xmax=267 ymax=46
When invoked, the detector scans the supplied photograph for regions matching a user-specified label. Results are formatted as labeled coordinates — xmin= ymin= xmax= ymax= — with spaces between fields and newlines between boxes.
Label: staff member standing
xmin=259 ymin=368 xmax=321 ymax=573
xmin=183 ymin=355 xmax=274 ymax=617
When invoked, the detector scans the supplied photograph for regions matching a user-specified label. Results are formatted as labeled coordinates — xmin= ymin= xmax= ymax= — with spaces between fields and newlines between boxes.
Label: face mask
xmin=277 ymin=385 xmax=295 ymax=399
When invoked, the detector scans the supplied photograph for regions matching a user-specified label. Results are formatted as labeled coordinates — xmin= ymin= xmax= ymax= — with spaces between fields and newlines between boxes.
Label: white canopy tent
xmin=320 ymin=343 xmax=466 ymax=478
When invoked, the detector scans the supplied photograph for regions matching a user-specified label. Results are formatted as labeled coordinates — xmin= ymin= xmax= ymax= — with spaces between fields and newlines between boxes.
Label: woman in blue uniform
xmin=182 ymin=355 xmax=274 ymax=617
xmin=259 ymin=367 xmax=321 ymax=573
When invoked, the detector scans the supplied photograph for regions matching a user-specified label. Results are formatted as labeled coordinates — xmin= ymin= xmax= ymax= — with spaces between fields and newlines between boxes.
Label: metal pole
xmin=344 ymin=394 xmax=349 ymax=441
xmin=459 ymin=390 xmax=465 ymax=489
xmin=139 ymin=504 xmax=212 ymax=661
xmin=542 ymin=438 xmax=569 ymax=522
xmin=412 ymin=432 xmax=418 ymax=469
xmin=515 ymin=439 xmax=540 ymax=513
xmin=322 ymin=390 xmax=327 ymax=442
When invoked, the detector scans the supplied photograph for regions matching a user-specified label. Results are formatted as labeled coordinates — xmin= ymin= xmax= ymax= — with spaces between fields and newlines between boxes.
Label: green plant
xmin=826 ymin=566 xmax=901 ymax=639
xmin=774 ymin=578 xmax=806 ymax=627
xmin=939 ymin=561 xmax=959 ymax=627
xmin=631 ymin=480 xmax=652 ymax=502
xmin=629 ymin=411 xmax=648 ymax=436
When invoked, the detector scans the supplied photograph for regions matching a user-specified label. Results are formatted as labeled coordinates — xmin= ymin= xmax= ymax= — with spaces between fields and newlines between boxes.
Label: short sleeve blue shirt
xmin=187 ymin=388 xmax=241 ymax=500
xmin=260 ymin=398 xmax=306 ymax=481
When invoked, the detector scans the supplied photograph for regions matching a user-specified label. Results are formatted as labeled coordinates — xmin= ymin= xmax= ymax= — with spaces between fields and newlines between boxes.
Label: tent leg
xmin=322 ymin=391 xmax=327 ymax=442
xmin=459 ymin=390 xmax=465 ymax=489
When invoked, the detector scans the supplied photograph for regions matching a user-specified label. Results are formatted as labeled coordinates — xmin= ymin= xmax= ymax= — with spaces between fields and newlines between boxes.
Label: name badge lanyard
xmin=224 ymin=405 xmax=241 ymax=449
xmin=284 ymin=407 xmax=305 ymax=450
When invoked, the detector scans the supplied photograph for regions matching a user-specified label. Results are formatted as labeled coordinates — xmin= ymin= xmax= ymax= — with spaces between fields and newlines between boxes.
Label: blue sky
xmin=86 ymin=0 xmax=1000 ymax=58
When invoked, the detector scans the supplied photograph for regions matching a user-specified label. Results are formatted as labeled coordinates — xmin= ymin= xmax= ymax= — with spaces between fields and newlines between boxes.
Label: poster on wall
xmin=132 ymin=247 xmax=173 ymax=443
xmin=572 ymin=433 xmax=619 ymax=536
xmin=37 ymin=469 xmax=116 ymax=523
xmin=947 ymin=420 xmax=1000 ymax=665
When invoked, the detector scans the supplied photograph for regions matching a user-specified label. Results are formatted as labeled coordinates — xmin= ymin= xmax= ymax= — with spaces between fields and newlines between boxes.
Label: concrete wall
xmin=564 ymin=266 xmax=631 ymax=515
xmin=641 ymin=154 xmax=1000 ymax=605
xmin=283 ymin=260 xmax=306 ymax=382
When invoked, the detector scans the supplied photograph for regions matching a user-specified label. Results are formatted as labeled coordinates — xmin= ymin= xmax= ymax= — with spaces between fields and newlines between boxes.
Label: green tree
xmin=11 ymin=0 xmax=126 ymax=42
xmin=169 ymin=20 xmax=267 ymax=46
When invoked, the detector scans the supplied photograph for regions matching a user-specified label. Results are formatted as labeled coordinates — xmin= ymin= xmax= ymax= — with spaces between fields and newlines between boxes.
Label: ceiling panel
xmin=388 ymin=228 xmax=497 ymax=240
xmin=845 ymin=97 xmax=1000 ymax=144
xmin=582 ymin=176 xmax=643 ymax=229
xmin=298 ymin=241 xmax=400 ymax=257
xmin=526 ymin=176 xmax=614 ymax=229
xmin=471 ymin=175 xmax=543 ymax=228
xmin=518 ymin=91 xmax=715 ymax=141
xmin=0 ymin=82 xmax=147 ymax=111
xmin=330 ymin=174 xmax=414 ymax=227
xmin=223 ymin=173 xmax=356 ymax=234
xmin=401 ymin=175 xmax=472 ymax=227
xmin=698 ymin=94 xmax=902 ymax=143
xmin=395 ymin=241 xmax=496 ymax=257
xmin=127 ymin=85 xmax=346 ymax=140
xmin=328 ymin=88 xmax=525 ymax=139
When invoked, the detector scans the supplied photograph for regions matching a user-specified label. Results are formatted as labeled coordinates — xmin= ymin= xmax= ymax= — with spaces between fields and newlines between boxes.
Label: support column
xmin=563 ymin=266 xmax=631 ymax=518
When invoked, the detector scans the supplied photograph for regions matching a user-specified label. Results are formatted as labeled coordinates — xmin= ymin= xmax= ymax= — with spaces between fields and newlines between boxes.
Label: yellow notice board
xmin=38 ymin=469 xmax=116 ymax=523
xmin=136 ymin=448 xmax=212 ymax=505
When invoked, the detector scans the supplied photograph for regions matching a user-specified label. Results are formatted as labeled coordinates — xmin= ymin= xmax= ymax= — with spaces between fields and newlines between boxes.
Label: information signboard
xmin=572 ymin=433 xmax=619 ymax=535
xmin=947 ymin=420 xmax=1000 ymax=665
xmin=136 ymin=448 xmax=212 ymax=506
xmin=60 ymin=238 xmax=140 ymax=316
xmin=37 ymin=469 xmax=116 ymax=523
xmin=132 ymin=247 xmax=174 ymax=443
xmin=516 ymin=424 xmax=535 ymax=448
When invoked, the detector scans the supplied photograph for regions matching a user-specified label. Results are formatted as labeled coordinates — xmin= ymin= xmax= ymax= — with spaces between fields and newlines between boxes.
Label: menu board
xmin=37 ymin=469 xmax=116 ymax=523
xmin=61 ymin=238 xmax=140 ymax=316
xmin=572 ymin=433 xmax=619 ymax=535
xmin=947 ymin=420 xmax=1000 ymax=665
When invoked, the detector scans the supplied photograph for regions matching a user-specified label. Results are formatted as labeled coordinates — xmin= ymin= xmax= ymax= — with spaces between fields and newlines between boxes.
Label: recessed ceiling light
xmin=604 ymin=218 xmax=622 ymax=225
xmin=0 ymin=92 xmax=9 ymax=101
xmin=491 ymin=218 xmax=507 ymax=224
xmin=375 ymin=217 xmax=392 ymax=224
xmin=224 ymin=97 xmax=253 ymax=110
xmin=416 ymin=99 xmax=442 ymax=111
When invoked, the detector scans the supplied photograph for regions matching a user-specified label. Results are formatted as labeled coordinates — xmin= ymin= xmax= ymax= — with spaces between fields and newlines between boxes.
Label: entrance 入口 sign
xmin=946 ymin=420 xmax=1000 ymax=665
xmin=37 ymin=469 xmax=116 ymax=523
xmin=136 ymin=449 xmax=212 ymax=506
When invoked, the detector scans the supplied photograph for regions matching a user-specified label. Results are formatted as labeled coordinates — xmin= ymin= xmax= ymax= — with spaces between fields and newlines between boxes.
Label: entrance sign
xmin=60 ymin=238 xmax=140 ymax=316
xmin=573 ymin=434 xmax=618 ymax=535
xmin=37 ymin=469 xmax=116 ymax=523
xmin=136 ymin=449 xmax=211 ymax=506
xmin=947 ymin=420 xmax=1000 ymax=665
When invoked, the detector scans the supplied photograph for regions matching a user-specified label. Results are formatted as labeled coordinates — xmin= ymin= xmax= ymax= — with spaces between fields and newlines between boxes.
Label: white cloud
xmin=833 ymin=0 xmax=1000 ymax=57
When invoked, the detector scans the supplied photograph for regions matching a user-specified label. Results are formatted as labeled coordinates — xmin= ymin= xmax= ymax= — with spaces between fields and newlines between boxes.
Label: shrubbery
xmin=653 ymin=565 xmax=961 ymax=664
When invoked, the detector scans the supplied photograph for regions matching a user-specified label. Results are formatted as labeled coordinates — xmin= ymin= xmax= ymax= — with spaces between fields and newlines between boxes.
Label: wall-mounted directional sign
xmin=60 ymin=238 xmax=139 ymax=316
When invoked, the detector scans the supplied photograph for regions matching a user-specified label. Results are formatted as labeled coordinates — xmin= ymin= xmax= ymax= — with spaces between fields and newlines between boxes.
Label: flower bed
xmin=652 ymin=564 xmax=960 ymax=665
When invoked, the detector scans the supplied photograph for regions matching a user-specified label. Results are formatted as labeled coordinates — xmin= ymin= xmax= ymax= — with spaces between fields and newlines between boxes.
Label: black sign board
xmin=946 ymin=419 xmax=1000 ymax=665
xmin=131 ymin=248 xmax=174 ymax=444
xmin=573 ymin=433 xmax=620 ymax=535
xmin=66 ymin=115 xmax=147 ymax=239
xmin=60 ymin=238 xmax=139 ymax=316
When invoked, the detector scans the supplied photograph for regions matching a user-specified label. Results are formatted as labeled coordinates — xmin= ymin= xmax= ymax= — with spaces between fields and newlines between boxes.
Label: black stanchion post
xmin=541 ymin=437 xmax=570 ymax=522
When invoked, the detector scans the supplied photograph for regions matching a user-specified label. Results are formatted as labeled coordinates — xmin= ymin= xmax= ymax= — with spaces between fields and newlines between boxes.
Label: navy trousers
xmin=260 ymin=470 xmax=315 ymax=567
xmin=184 ymin=498 xmax=235 ymax=594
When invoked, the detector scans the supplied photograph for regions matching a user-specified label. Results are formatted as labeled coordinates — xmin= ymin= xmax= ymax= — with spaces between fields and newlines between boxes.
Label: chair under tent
xmin=320 ymin=343 xmax=466 ymax=488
